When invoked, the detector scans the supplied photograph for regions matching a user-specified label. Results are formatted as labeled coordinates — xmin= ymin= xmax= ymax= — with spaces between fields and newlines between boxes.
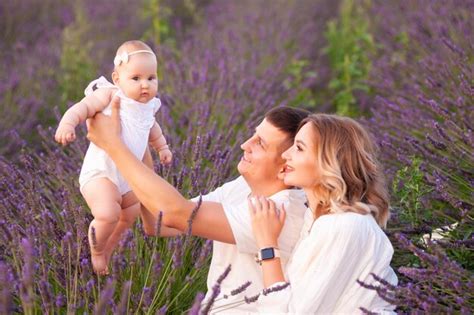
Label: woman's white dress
xmin=257 ymin=211 xmax=398 ymax=314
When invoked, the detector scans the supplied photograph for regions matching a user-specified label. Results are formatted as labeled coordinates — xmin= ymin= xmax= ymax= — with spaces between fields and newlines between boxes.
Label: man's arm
xmin=86 ymin=97 xmax=236 ymax=243
xmin=140 ymin=146 xmax=181 ymax=237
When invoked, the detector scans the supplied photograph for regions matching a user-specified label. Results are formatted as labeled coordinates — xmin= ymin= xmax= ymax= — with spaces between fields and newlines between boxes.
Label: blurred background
xmin=0 ymin=0 xmax=472 ymax=313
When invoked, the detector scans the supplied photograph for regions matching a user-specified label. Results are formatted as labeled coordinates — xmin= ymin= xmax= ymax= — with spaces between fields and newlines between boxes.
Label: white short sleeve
xmin=190 ymin=176 xmax=250 ymax=204
xmin=223 ymin=189 xmax=307 ymax=257
xmin=222 ymin=200 xmax=258 ymax=254
xmin=153 ymin=98 xmax=162 ymax=115
xmin=84 ymin=76 xmax=115 ymax=96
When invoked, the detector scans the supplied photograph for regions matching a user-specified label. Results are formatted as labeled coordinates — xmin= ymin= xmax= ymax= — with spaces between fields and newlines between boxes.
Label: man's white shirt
xmin=193 ymin=176 xmax=307 ymax=313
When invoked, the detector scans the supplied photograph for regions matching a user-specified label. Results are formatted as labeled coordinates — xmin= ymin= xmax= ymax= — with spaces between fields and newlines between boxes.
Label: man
xmin=87 ymin=99 xmax=309 ymax=312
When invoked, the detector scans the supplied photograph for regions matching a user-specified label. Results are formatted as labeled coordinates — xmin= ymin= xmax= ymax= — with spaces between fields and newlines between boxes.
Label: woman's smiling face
xmin=281 ymin=122 xmax=319 ymax=189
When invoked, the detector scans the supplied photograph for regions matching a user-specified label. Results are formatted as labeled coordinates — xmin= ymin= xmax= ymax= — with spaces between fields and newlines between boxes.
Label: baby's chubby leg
xmin=82 ymin=177 xmax=122 ymax=275
xmin=103 ymin=191 xmax=141 ymax=262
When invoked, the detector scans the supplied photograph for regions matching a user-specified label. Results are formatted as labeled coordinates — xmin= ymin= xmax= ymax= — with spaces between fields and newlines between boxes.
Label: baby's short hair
xmin=116 ymin=40 xmax=153 ymax=55
xmin=114 ymin=40 xmax=155 ymax=70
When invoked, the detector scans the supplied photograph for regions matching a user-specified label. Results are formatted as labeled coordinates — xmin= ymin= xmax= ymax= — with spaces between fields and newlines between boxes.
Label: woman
xmin=249 ymin=114 xmax=398 ymax=313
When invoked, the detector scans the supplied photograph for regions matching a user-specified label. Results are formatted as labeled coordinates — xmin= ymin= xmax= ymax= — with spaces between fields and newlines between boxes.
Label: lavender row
xmin=0 ymin=0 xmax=334 ymax=313
xmin=363 ymin=0 xmax=473 ymax=312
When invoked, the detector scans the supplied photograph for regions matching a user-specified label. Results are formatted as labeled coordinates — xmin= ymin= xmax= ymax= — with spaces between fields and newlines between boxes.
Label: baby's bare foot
xmin=104 ymin=248 xmax=113 ymax=268
xmin=91 ymin=253 xmax=109 ymax=276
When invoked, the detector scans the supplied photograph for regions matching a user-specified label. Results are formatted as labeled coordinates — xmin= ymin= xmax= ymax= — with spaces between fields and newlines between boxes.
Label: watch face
xmin=261 ymin=248 xmax=275 ymax=260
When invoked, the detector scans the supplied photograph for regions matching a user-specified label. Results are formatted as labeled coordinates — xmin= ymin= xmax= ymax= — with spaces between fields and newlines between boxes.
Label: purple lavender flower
xmin=116 ymin=281 xmax=131 ymax=315
xmin=55 ymin=294 xmax=66 ymax=308
xmin=188 ymin=292 xmax=205 ymax=315
xmin=93 ymin=279 xmax=115 ymax=315
xmin=187 ymin=195 xmax=202 ymax=236
xmin=244 ymin=293 xmax=260 ymax=304
xmin=261 ymin=282 xmax=290 ymax=296
xmin=201 ymin=265 xmax=232 ymax=315
xmin=230 ymin=281 xmax=252 ymax=296
xmin=157 ymin=304 xmax=168 ymax=314
xmin=0 ymin=262 xmax=12 ymax=314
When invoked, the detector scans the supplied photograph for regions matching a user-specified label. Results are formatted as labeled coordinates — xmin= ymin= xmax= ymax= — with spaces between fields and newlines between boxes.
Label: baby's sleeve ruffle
xmin=84 ymin=76 xmax=115 ymax=96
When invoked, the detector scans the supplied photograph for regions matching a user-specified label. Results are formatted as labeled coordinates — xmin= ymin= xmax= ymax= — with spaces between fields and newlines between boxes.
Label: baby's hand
xmin=158 ymin=148 xmax=173 ymax=165
xmin=55 ymin=124 xmax=76 ymax=146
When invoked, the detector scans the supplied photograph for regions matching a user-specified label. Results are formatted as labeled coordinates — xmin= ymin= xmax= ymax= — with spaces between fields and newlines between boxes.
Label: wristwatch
xmin=255 ymin=247 xmax=281 ymax=265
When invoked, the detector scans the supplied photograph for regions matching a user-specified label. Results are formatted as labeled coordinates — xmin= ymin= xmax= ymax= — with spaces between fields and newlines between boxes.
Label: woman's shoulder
xmin=311 ymin=211 xmax=393 ymax=252
xmin=316 ymin=211 xmax=375 ymax=225
xmin=312 ymin=212 xmax=382 ymax=238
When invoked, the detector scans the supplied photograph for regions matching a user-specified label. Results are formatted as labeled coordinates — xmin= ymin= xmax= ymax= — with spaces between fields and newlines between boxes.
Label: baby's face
xmin=114 ymin=53 xmax=158 ymax=103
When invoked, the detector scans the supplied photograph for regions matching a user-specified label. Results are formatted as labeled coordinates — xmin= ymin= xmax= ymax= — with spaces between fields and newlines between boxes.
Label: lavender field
xmin=0 ymin=0 xmax=472 ymax=313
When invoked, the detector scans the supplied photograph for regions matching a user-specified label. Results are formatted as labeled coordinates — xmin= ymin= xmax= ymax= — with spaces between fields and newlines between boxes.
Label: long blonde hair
xmin=301 ymin=114 xmax=390 ymax=227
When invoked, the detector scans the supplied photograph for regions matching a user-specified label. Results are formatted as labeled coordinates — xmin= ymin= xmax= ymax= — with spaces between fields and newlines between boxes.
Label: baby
xmin=55 ymin=40 xmax=172 ymax=274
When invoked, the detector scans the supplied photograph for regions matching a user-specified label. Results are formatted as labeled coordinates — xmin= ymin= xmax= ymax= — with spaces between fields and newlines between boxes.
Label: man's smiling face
xmin=237 ymin=118 xmax=289 ymax=183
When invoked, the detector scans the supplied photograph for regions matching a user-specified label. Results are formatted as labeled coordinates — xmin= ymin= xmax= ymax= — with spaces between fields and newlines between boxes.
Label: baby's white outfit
xmin=79 ymin=76 xmax=161 ymax=195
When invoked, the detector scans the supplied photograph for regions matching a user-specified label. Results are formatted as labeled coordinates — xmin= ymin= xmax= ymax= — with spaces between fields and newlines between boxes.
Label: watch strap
xmin=255 ymin=247 xmax=281 ymax=265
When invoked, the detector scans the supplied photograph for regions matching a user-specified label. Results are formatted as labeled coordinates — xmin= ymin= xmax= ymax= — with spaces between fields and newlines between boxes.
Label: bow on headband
xmin=113 ymin=50 xmax=155 ymax=67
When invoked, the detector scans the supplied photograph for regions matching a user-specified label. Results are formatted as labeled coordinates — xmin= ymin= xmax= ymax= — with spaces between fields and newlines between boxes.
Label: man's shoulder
xmin=220 ymin=175 xmax=248 ymax=190
xmin=287 ymin=187 xmax=307 ymax=201
xmin=201 ymin=176 xmax=250 ymax=204
xmin=270 ymin=188 xmax=307 ymax=216
xmin=271 ymin=187 xmax=305 ymax=200
xmin=219 ymin=176 xmax=251 ymax=204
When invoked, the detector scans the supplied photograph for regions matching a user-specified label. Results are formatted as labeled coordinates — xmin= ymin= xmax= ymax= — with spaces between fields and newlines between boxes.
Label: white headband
xmin=113 ymin=50 xmax=156 ymax=67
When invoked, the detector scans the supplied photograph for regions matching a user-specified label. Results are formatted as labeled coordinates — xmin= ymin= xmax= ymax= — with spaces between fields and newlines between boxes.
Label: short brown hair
xmin=265 ymin=107 xmax=311 ymax=141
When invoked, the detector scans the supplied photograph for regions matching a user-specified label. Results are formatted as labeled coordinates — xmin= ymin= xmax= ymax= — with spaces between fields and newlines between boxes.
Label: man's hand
xmin=86 ymin=96 xmax=122 ymax=152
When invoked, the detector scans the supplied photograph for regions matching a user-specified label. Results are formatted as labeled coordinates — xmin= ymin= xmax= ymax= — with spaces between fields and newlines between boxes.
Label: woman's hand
xmin=86 ymin=96 xmax=122 ymax=152
xmin=248 ymin=196 xmax=286 ymax=248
